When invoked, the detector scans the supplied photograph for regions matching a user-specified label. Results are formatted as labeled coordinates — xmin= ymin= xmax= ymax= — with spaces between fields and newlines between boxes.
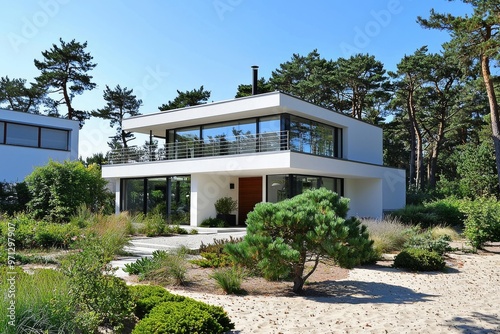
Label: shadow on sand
xmin=448 ymin=312 xmax=500 ymax=334
xmin=302 ymin=277 xmax=437 ymax=304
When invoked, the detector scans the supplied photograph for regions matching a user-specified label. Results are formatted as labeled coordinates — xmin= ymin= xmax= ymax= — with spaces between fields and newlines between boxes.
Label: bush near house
xmin=226 ymin=188 xmax=374 ymax=294
xmin=25 ymin=160 xmax=113 ymax=222
xmin=393 ymin=248 xmax=446 ymax=272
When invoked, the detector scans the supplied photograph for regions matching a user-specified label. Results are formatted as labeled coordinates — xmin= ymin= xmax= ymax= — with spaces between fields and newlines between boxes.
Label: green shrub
xmin=393 ymin=248 xmax=445 ymax=271
xmin=389 ymin=198 xmax=464 ymax=228
xmin=211 ymin=267 xmax=245 ymax=294
xmin=461 ymin=196 xmax=500 ymax=248
xmin=214 ymin=197 xmax=237 ymax=215
xmin=25 ymin=161 xmax=112 ymax=223
xmin=403 ymin=229 xmax=451 ymax=255
xmin=201 ymin=217 xmax=226 ymax=227
xmin=3 ymin=213 xmax=80 ymax=250
xmin=132 ymin=301 xmax=223 ymax=334
xmin=129 ymin=285 xmax=185 ymax=319
xmin=61 ymin=237 xmax=133 ymax=332
xmin=129 ymin=285 xmax=234 ymax=332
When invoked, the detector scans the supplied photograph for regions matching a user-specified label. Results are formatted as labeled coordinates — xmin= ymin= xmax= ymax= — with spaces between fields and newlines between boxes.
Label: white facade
xmin=102 ymin=92 xmax=406 ymax=225
xmin=0 ymin=109 xmax=79 ymax=182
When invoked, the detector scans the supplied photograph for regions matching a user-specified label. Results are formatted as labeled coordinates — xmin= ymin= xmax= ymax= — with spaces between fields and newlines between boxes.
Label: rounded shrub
xmin=393 ymin=248 xmax=445 ymax=271
xmin=132 ymin=301 xmax=222 ymax=334
xmin=129 ymin=285 xmax=234 ymax=332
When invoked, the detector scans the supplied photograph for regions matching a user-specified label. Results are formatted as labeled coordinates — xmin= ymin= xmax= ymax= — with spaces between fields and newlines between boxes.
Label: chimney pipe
xmin=251 ymin=65 xmax=259 ymax=95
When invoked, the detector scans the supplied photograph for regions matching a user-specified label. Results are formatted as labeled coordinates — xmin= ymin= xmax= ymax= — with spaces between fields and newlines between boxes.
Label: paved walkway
xmin=111 ymin=227 xmax=247 ymax=277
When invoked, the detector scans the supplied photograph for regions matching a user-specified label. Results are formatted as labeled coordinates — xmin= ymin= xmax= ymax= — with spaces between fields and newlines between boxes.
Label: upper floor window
xmin=6 ymin=123 xmax=38 ymax=147
xmin=0 ymin=122 xmax=4 ymax=144
xmin=41 ymin=128 xmax=69 ymax=150
xmin=1 ymin=120 xmax=70 ymax=151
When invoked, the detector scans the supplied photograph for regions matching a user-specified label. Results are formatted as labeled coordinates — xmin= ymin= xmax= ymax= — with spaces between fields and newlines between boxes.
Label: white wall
xmin=0 ymin=109 xmax=79 ymax=182
xmin=190 ymin=173 xmax=238 ymax=226
xmin=344 ymin=178 xmax=383 ymax=218
xmin=382 ymin=168 xmax=406 ymax=212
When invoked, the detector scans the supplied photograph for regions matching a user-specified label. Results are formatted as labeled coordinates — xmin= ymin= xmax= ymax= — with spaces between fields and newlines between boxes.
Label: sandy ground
xmin=171 ymin=252 xmax=500 ymax=334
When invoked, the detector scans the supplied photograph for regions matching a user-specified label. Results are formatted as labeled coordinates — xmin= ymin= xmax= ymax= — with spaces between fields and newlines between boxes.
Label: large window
xmin=121 ymin=176 xmax=190 ymax=220
xmin=0 ymin=120 xmax=70 ymax=151
xmin=289 ymin=115 xmax=342 ymax=158
xmin=122 ymin=178 xmax=144 ymax=213
xmin=41 ymin=128 xmax=68 ymax=150
xmin=267 ymin=174 xmax=344 ymax=203
xmin=162 ymin=114 xmax=342 ymax=159
xmin=6 ymin=123 xmax=38 ymax=147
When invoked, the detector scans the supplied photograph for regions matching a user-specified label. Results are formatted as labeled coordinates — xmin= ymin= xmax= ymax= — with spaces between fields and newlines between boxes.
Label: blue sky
xmin=0 ymin=0 xmax=472 ymax=158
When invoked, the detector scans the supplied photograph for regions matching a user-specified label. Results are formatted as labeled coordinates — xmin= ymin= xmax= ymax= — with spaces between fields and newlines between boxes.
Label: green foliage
xmin=393 ymin=248 xmax=446 ymax=271
xmin=132 ymin=301 xmax=223 ymax=334
xmin=0 ymin=76 xmax=45 ymax=113
xmin=61 ymin=236 xmax=133 ymax=332
xmin=0 ymin=268 xmax=75 ymax=333
xmin=25 ymin=160 xmax=112 ymax=222
xmin=210 ymin=267 xmax=246 ymax=294
xmin=191 ymin=237 xmax=243 ymax=268
xmin=0 ymin=181 xmax=30 ymax=215
xmin=125 ymin=248 xmax=188 ymax=285
xmin=141 ymin=212 xmax=188 ymax=236
xmin=129 ymin=285 xmax=186 ymax=319
xmin=92 ymin=84 xmax=142 ymax=148
xmin=158 ymin=85 xmax=211 ymax=111
xmin=362 ymin=218 xmax=410 ymax=255
xmin=214 ymin=196 xmax=238 ymax=214
xmin=403 ymin=228 xmax=452 ymax=255
xmin=226 ymin=188 xmax=374 ymax=293
xmin=34 ymin=38 xmax=97 ymax=125
xmin=389 ymin=198 xmax=464 ymax=228
xmin=201 ymin=216 xmax=226 ymax=227
xmin=124 ymin=250 xmax=170 ymax=277
xmin=129 ymin=285 xmax=234 ymax=333
xmin=1 ymin=213 xmax=80 ymax=249
xmin=461 ymin=196 xmax=500 ymax=248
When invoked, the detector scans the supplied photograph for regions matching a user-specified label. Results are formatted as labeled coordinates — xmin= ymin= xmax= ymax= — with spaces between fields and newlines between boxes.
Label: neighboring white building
xmin=102 ymin=92 xmax=406 ymax=226
xmin=0 ymin=109 xmax=79 ymax=182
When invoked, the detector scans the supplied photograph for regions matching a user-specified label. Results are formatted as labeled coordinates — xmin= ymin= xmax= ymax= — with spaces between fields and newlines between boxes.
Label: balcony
xmin=107 ymin=131 xmax=289 ymax=164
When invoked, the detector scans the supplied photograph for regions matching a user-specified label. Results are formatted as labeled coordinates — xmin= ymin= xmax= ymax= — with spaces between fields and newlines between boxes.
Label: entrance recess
xmin=238 ymin=177 xmax=262 ymax=225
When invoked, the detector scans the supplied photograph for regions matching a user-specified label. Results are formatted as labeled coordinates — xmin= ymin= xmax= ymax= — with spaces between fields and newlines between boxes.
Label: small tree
xmin=25 ymin=160 xmax=111 ymax=222
xmin=225 ymin=188 xmax=373 ymax=294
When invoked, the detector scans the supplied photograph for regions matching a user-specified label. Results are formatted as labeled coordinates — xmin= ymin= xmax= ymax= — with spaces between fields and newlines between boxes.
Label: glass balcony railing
xmin=107 ymin=131 xmax=290 ymax=164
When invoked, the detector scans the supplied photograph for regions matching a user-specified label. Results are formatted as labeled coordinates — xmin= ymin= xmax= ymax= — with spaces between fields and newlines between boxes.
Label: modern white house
xmin=102 ymin=91 xmax=406 ymax=226
xmin=0 ymin=109 xmax=79 ymax=182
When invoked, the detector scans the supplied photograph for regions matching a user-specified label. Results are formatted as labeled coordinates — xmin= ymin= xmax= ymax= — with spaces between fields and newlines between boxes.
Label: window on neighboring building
xmin=6 ymin=123 xmax=38 ymax=147
xmin=0 ymin=122 xmax=4 ymax=144
xmin=41 ymin=127 xmax=69 ymax=150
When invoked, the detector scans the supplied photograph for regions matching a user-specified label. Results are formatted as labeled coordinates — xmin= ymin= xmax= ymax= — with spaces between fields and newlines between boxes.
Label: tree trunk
xmin=428 ymin=121 xmax=445 ymax=188
xmin=292 ymin=253 xmax=306 ymax=294
xmin=481 ymin=54 xmax=500 ymax=190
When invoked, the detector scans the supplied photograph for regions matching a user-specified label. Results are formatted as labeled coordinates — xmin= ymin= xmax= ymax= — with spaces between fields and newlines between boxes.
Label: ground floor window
xmin=267 ymin=174 xmax=344 ymax=203
xmin=121 ymin=176 xmax=190 ymax=220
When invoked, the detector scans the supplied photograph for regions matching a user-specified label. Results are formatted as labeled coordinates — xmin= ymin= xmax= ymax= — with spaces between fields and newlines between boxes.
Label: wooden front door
xmin=238 ymin=177 xmax=262 ymax=225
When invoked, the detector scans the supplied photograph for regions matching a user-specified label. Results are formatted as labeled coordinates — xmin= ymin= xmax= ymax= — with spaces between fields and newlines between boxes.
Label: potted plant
xmin=214 ymin=196 xmax=237 ymax=226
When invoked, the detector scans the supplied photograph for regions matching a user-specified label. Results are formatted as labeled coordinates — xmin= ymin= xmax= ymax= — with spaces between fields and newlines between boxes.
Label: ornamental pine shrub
xmin=393 ymin=248 xmax=445 ymax=271
xmin=226 ymin=188 xmax=374 ymax=294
